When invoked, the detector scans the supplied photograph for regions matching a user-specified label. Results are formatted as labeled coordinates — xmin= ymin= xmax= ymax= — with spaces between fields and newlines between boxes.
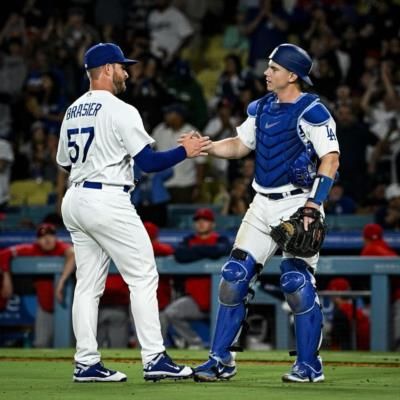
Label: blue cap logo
xmin=84 ymin=43 xmax=138 ymax=70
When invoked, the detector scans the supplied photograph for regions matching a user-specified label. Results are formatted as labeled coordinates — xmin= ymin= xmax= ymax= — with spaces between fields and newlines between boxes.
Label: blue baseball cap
xmin=269 ymin=43 xmax=313 ymax=86
xmin=84 ymin=43 xmax=138 ymax=70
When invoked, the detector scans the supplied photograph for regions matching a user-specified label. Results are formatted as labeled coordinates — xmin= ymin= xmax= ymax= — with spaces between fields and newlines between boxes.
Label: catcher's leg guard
xmin=280 ymin=259 xmax=323 ymax=365
xmin=210 ymin=249 xmax=261 ymax=362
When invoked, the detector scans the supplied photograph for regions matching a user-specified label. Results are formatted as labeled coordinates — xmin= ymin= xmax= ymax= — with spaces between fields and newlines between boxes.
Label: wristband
xmin=308 ymin=174 xmax=334 ymax=205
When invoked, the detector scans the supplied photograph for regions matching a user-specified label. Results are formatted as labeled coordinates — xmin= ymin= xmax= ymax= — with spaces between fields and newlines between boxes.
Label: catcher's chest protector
xmin=254 ymin=93 xmax=317 ymax=188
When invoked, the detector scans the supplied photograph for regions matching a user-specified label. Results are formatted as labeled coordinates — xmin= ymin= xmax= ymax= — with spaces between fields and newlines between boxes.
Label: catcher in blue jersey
xmin=189 ymin=43 xmax=340 ymax=383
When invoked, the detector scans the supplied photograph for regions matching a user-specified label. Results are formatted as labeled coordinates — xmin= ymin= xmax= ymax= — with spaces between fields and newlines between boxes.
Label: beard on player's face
xmin=112 ymin=65 xmax=127 ymax=94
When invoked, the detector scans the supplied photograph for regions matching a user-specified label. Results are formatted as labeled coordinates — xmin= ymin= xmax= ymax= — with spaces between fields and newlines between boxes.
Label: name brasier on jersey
xmin=66 ymin=102 xmax=103 ymax=120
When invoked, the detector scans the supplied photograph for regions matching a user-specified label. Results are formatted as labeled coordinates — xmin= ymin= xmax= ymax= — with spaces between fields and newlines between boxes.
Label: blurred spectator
xmin=369 ymin=115 xmax=400 ymax=185
xmin=359 ymin=182 xmax=388 ymax=215
xmin=361 ymin=62 xmax=400 ymax=144
xmin=122 ymin=56 xmax=172 ymax=132
xmin=203 ymin=98 xmax=239 ymax=181
xmin=325 ymin=182 xmax=357 ymax=215
xmin=334 ymin=104 xmax=378 ymax=203
xmin=94 ymin=0 xmax=125 ymax=29
xmin=148 ymin=0 xmax=194 ymax=64
xmin=0 ymin=13 xmax=26 ymax=45
xmin=214 ymin=54 xmax=254 ymax=109
xmin=312 ymin=56 xmax=342 ymax=103
xmin=17 ymin=121 xmax=58 ymax=183
xmin=173 ymin=0 xmax=207 ymax=52
xmin=242 ymin=0 xmax=288 ymax=74
xmin=0 ymin=38 xmax=28 ymax=97
xmin=131 ymin=166 xmax=173 ymax=227
xmin=160 ymin=208 xmax=230 ymax=348
xmin=151 ymin=103 xmax=205 ymax=203
xmin=303 ymin=7 xmax=333 ymax=43
xmin=0 ymin=223 xmax=74 ymax=347
xmin=375 ymin=183 xmax=400 ymax=230
xmin=333 ymin=84 xmax=353 ymax=109
xmin=323 ymin=277 xmax=370 ymax=350
xmin=361 ymin=223 xmax=397 ymax=256
xmin=222 ymin=7 xmax=249 ymax=53
xmin=24 ymin=71 xmax=67 ymax=136
xmin=63 ymin=7 xmax=99 ymax=53
xmin=125 ymin=0 xmax=156 ymax=39
xmin=165 ymin=59 xmax=208 ymax=129
xmin=0 ymin=139 xmax=14 ymax=211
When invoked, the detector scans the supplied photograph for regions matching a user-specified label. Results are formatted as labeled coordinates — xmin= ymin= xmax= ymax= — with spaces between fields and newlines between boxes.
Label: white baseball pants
xmin=234 ymin=192 xmax=322 ymax=269
xmin=62 ymin=184 xmax=165 ymax=365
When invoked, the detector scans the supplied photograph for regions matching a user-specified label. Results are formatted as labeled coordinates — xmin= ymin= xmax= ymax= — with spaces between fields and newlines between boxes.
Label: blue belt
xmin=82 ymin=181 xmax=131 ymax=193
xmin=258 ymin=188 xmax=304 ymax=200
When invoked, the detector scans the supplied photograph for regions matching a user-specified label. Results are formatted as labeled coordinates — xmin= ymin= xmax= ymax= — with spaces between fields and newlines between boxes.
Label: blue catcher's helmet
xmin=269 ymin=43 xmax=313 ymax=86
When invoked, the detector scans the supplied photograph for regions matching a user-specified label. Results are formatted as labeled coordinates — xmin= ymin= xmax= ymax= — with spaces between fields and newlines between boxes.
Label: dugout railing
xmin=7 ymin=256 xmax=400 ymax=351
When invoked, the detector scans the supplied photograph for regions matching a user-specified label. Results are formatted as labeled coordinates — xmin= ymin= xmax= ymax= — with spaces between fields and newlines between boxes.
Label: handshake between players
xmin=178 ymin=130 xmax=212 ymax=158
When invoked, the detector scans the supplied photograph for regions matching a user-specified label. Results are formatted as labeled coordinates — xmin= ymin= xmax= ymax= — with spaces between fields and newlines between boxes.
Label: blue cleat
xmin=193 ymin=356 xmax=237 ymax=382
xmin=143 ymin=352 xmax=193 ymax=382
xmin=282 ymin=357 xmax=325 ymax=383
xmin=73 ymin=361 xmax=127 ymax=382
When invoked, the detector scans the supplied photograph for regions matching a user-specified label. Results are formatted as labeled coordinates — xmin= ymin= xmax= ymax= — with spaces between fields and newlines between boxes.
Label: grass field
xmin=0 ymin=349 xmax=399 ymax=400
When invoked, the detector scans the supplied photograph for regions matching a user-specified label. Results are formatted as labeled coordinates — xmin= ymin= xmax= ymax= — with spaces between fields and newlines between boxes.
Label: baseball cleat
xmin=143 ymin=352 xmax=193 ymax=382
xmin=282 ymin=357 xmax=325 ymax=383
xmin=73 ymin=361 xmax=127 ymax=382
xmin=193 ymin=356 xmax=237 ymax=382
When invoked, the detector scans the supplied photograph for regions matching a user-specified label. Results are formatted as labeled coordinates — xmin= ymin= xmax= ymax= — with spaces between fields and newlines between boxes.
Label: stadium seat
xmin=9 ymin=179 xmax=55 ymax=206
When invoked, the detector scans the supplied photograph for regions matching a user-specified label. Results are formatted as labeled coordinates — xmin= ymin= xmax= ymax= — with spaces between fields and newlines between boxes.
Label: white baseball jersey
xmin=57 ymin=90 xmax=154 ymax=186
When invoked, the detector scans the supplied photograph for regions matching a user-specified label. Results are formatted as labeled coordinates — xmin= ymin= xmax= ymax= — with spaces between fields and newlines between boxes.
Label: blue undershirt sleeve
xmin=133 ymin=144 xmax=187 ymax=173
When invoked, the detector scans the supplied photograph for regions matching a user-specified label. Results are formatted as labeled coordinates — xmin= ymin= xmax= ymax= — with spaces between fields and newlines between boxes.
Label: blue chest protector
xmin=250 ymin=93 xmax=319 ymax=188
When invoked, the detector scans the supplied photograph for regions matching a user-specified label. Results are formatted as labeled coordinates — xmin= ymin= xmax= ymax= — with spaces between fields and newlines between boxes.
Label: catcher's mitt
xmin=270 ymin=207 xmax=327 ymax=258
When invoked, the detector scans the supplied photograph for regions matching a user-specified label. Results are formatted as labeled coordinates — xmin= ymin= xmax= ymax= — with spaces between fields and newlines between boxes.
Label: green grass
xmin=0 ymin=349 xmax=399 ymax=400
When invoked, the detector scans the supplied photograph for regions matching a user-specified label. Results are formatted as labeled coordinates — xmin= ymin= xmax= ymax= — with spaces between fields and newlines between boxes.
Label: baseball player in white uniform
xmin=191 ymin=44 xmax=340 ymax=383
xmin=56 ymin=42 xmax=210 ymax=382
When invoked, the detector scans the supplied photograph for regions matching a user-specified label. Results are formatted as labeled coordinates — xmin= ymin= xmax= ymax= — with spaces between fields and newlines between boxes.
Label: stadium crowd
xmin=0 ymin=0 xmax=399 ymax=350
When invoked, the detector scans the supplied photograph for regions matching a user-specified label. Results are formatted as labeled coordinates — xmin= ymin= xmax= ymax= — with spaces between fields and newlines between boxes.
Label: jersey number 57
xmin=67 ymin=126 xmax=95 ymax=163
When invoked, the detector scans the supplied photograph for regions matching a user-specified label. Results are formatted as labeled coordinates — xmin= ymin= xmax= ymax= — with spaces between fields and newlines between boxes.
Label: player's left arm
xmin=304 ymin=151 xmax=339 ymax=210
xmin=299 ymin=103 xmax=340 ymax=228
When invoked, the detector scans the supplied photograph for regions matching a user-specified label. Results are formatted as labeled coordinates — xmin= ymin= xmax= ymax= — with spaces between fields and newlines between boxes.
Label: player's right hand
xmin=180 ymin=131 xmax=212 ymax=157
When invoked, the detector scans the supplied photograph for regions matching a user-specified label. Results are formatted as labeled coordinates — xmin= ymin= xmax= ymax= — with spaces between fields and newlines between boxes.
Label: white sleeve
xmin=116 ymin=105 xmax=155 ymax=157
xmin=299 ymin=116 xmax=340 ymax=158
xmin=236 ymin=116 xmax=256 ymax=150
xmin=56 ymin=120 xmax=71 ymax=166
xmin=175 ymin=10 xmax=194 ymax=39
